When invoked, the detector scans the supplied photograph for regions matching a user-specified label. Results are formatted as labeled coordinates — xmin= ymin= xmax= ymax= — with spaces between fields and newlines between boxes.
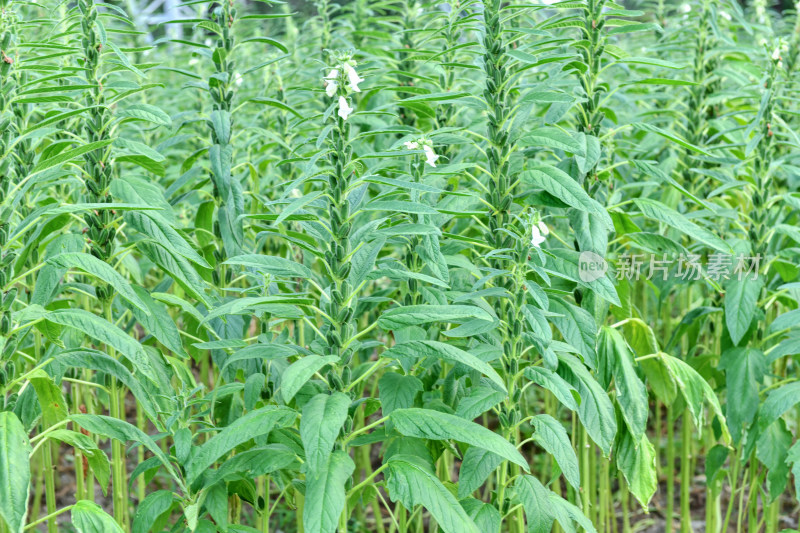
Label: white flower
xmin=760 ymin=38 xmax=768 ymax=47
xmin=680 ymin=3 xmax=691 ymax=14
xmin=422 ymin=144 xmax=439 ymax=167
xmin=537 ymin=221 xmax=549 ymax=237
xmin=720 ymin=11 xmax=732 ymax=21
xmin=343 ymin=63 xmax=364 ymax=92
xmin=325 ymin=68 xmax=339 ymax=97
xmin=233 ymin=72 xmax=243 ymax=86
xmin=531 ymin=225 xmax=546 ymax=247
xmin=772 ymin=47 xmax=781 ymax=61
xmin=338 ymin=96 xmax=353 ymax=120
xmin=404 ymin=141 xmax=419 ymax=150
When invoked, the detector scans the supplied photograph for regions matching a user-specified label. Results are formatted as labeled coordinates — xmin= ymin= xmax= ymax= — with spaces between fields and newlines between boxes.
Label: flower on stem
xmin=338 ymin=96 xmax=353 ymax=120
xmin=530 ymin=225 xmax=546 ymax=247
xmin=405 ymin=137 xmax=440 ymax=167
xmin=422 ymin=144 xmax=439 ymax=168
xmin=343 ymin=61 xmax=363 ymax=92
xmin=325 ymin=68 xmax=339 ymax=97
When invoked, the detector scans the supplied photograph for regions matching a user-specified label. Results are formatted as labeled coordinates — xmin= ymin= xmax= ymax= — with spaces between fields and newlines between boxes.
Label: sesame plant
xmin=3 ymin=1 xmax=800 ymax=533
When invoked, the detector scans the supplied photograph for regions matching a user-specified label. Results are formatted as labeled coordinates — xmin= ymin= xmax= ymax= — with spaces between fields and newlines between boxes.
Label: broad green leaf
xmin=28 ymin=369 xmax=68 ymax=428
xmin=0 ymin=412 xmax=30 ymax=533
xmin=382 ymin=341 xmax=506 ymax=391
xmin=758 ymin=382 xmax=800 ymax=431
xmin=72 ymin=500 xmax=124 ymax=533
xmin=47 ymin=309 xmax=156 ymax=382
xmin=521 ymin=165 xmax=612 ymax=228
xmin=518 ymin=127 xmax=585 ymax=155
xmin=224 ymin=254 xmax=312 ymax=278
xmin=387 ymin=455 xmax=480 ymax=533
xmin=390 ymin=408 xmax=528 ymax=470
xmin=531 ymin=414 xmax=580 ymax=490
xmin=132 ymin=491 xmax=174 ymax=533
xmin=725 ymin=277 xmax=763 ymax=345
xmin=124 ymin=212 xmax=211 ymax=269
xmin=457 ymin=447 xmax=503 ymax=498
xmin=47 ymin=252 xmax=149 ymax=313
xmin=185 ymin=406 xmax=296 ymax=483
xmin=633 ymin=198 xmax=729 ymax=253
xmin=280 ymin=355 xmax=339 ymax=404
xmin=70 ymin=415 xmax=177 ymax=481
xmin=719 ymin=348 xmax=764 ymax=443
xmin=523 ymin=367 xmax=580 ymax=411
xmin=379 ymin=372 xmax=423 ymax=415
xmin=125 ymin=287 xmax=188 ymax=358
xmin=303 ymin=451 xmax=355 ymax=533
xmin=615 ymin=427 xmax=657 ymax=508
xmin=301 ymin=392 xmax=350 ymax=473
xmin=117 ymin=104 xmax=171 ymax=126
xmin=600 ymin=327 xmax=648 ymax=440
xmin=378 ymin=305 xmax=493 ymax=330
xmin=662 ymin=355 xmax=730 ymax=443
xmin=455 ymin=386 xmax=506 ymax=420
xmin=557 ymin=355 xmax=617 ymax=455
xmin=47 ymin=430 xmax=110 ymax=495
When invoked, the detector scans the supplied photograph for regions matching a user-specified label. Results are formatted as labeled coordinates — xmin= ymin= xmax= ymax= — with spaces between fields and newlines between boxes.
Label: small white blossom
xmin=338 ymin=96 xmax=353 ymax=120
xmin=531 ymin=225 xmax=546 ymax=247
xmin=760 ymin=38 xmax=768 ymax=47
xmin=343 ymin=62 xmax=364 ymax=92
xmin=422 ymin=144 xmax=439 ymax=167
xmin=772 ymin=47 xmax=781 ymax=60
xmin=680 ymin=3 xmax=691 ymax=14
xmin=537 ymin=221 xmax=549 ymax=237
xmin=324 ymin=68 xmax=339 ymax=97
xmin=404 ymin=141 xmax=419 ymax=150
xmin=233 ymin=72 xmax=243 ymax=86
xmin=720 ymin=11 xmax=732 ymax=21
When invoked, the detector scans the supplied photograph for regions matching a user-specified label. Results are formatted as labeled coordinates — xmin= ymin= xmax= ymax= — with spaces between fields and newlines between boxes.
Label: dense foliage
xmin=2 ymin=0 xmax=800 ymax=532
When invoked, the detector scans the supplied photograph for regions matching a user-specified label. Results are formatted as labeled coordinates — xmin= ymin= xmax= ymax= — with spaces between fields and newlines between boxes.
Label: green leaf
xmin=719 ymin=347 xmax=764 ymax=443
xmin=132 ymin=491 xmax=174 ymax=533
xmin=72 ymin=500 xmax=124 ymax=533
xmin=301 ymin=392 xmax=350 ymax=473
xmin=379 ymin=373 xmax=423 ymax=415
xmin=125 ymin=287 xmax=187 ymax=358
xmin=71 ymin=415 xmax=177 ymax=480
xmin=57 ymin=349 xmax=159 ymax=421
xmin=662 ymin=355 xmax=730 ymax=443
xmin=600 ymin=327 xmax=648 ymax=440
xmin=519 ymin=127 xmax=585 ymax=155
xmin=124 ymin=212 xmax=211 ymax=269
xmin=280 ymin=355 xmax=339 ymax=404
xmin=615 ymin=427 xmax=657 ymax=508
xmin=224 ymin=254 xmax=312 ymax=278
xmin=47 ymin=309 xmax=156 ymax=382
xmin=521 ymin=165 xmax=612 ymax=228
xmin=47 ymin=252 xmax=149 ymax=313
xmin=0 ymin=412 xmax=30 ymax=533
xmin=383 ymin=340 xmax=506 ymax=391
xmin=390 ymin=408 xmax=528 ymax=470
xmin=455 ymin=386 xmax=506 ymax=420
xmin=725 ymin=277 xmax=763 ymax=345
xmin=28 ymin=369 xmax=68 ymax=428
xmin=758 ymin=382 xmax=800 ymax=431
xmin=47 ymin=430 xmax=110 ymax=495
xmin=634 ymin=123 xmax=710 ymax=155
xmin=31 ymin=139 xmax=113 ymax=175
xmin=457 ymin=447 xmax=503 ymax=498
xmin=557 ymin=355 xmax=617 ymax=456
xmin=523 ymin=367 xmax=580 ymax=411
xmin=303 ymin=451 xmax=355 ymax=533
xmin=117 ymin=104 xmax=171 ymax=126
xmin=531 ymin=414 xmax=580 ymax=490
xmin=386 ymin=455 xmax=480 ymax=533
xmin=633 ymin=198 xmax=729 ymax=253
xmin=378 ymin=305 xmax=493 ymax=330
xmin=185 ymin=406 xmax=296 ymax=484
